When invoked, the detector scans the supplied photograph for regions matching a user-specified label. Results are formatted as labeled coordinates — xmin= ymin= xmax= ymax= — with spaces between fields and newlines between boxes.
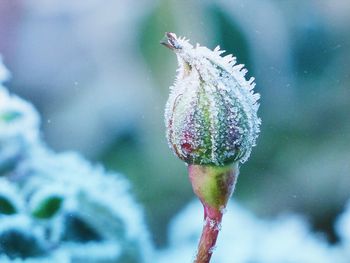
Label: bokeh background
xmin=1 ymin=0 xmax=349 ymax=248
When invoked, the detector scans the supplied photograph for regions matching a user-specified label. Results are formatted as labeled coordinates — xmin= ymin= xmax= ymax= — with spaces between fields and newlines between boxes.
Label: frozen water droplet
xmin=219 ymin=205 xmax=227 ymax=214
xmin=208 ymin=245 xmax=217 ymax=254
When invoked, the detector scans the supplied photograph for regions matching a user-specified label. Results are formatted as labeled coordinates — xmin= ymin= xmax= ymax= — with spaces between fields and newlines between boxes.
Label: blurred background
xmin=1 ymin=0 xmax=349 ymax=248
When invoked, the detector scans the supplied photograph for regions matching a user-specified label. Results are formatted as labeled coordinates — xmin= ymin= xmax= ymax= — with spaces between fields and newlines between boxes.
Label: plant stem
xmin=195 ymin=205 xmax=223 ymax=263
xmin=188 ymin=163 xmax=239 ymax=263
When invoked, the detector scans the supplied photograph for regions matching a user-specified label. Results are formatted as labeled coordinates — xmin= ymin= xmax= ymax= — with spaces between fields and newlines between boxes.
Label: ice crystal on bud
xmin=163 ymin=33 xmax=261 ymax=165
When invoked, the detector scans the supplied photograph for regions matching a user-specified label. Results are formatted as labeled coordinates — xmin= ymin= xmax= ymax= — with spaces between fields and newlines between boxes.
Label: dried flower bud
xmin=163 ymin=33 xmax=261 ymax=166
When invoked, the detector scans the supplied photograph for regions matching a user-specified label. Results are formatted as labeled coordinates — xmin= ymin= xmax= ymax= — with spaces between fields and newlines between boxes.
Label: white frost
xmin=157 ymin=200 xmax=345 ymax=263
xmin=164 ymin=33 xmax=261 ymax=165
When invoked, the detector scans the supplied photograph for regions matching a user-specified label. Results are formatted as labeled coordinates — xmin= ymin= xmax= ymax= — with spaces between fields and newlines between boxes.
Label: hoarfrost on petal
xmin=164 ymin=33 xmax=261 ymax=165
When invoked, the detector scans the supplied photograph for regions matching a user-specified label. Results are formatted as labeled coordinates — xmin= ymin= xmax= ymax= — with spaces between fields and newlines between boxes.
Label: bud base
xmin=188 ymin=163 xmax=239 ymax=263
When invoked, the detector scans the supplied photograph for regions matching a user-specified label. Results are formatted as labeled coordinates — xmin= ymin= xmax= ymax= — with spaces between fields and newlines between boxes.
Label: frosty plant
xmin=0 ymin=57 xmax=153 ymax=262
xmin=161 ymin=32 xmax=261 ymax=263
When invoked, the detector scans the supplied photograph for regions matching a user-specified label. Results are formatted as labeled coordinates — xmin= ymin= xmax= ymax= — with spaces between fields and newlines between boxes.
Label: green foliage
xmin=31 ymin=195 xmax=63 ymax=219
xmin=139 ymin=0 xmax=178 ymax=89
xmin=0 ymin=195 xmax=17 ymax=215
xmin=210 ymin=7 xmax=252 ymax=74
xmin=0 ymin=111 xmax=22 ymax=123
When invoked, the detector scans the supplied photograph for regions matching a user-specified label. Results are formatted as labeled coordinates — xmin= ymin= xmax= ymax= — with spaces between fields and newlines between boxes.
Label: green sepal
xmin=188 ymin=162 xmax=239 ymax=210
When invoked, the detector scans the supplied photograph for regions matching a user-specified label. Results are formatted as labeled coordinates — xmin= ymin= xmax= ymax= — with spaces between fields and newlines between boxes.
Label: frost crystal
xmin=15 ymin=148 xmax=154 ymax=262
xmin=0 ymin=89 xmax=40 ymax=173
xmin=163 ymin=33 xmax=261 ymax=165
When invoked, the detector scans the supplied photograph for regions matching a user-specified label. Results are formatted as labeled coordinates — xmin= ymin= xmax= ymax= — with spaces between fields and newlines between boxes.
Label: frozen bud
xmin=162 ymin=33 xmax=261 ymax=166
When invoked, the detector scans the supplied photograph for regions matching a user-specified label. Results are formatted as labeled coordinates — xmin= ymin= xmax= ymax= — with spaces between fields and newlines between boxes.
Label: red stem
xmin=195 ymin=205 xmax=223 ymax=263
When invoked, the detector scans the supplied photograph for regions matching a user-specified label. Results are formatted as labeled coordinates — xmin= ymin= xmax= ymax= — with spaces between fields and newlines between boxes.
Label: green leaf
xmin=0 ymin=111 xmax=22 ymax=122
xmin=31 ymin=195 xmax=63 ymax=219
xmin=0 ymin=195 xmax=17 ymax=215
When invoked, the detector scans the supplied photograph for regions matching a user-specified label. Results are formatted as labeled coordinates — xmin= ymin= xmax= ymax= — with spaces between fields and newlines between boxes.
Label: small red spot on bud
xmin=181 ymin=142 xmax=192 ymax=153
